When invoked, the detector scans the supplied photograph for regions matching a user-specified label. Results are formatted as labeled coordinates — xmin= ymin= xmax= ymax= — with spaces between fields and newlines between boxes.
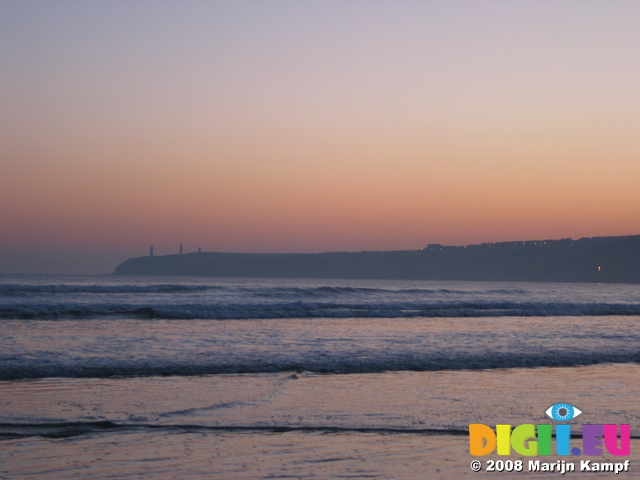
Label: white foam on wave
xmin=3 ymin=300 xmax=640 ymax=320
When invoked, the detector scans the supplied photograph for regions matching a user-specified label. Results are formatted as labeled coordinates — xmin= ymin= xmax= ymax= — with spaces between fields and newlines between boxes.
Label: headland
xmin=113 ymin=235 xmax=640 ymax=283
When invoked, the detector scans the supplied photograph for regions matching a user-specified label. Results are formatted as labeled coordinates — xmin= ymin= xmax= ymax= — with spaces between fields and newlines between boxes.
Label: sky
xmin=1 ymin=0 xmax=639 ymax=274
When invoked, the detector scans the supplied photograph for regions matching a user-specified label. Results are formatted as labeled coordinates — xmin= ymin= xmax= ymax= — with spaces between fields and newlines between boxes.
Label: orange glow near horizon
xmin=2 ymin=1 xmax=640 ymax=273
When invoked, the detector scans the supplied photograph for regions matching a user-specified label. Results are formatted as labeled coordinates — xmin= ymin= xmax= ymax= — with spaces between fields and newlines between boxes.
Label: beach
xmin=1 ymin=275 xmax=639 ymax=478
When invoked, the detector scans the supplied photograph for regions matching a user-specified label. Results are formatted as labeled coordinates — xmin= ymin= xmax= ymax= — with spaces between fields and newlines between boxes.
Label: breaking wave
xmin=3 ymin=300 xmax=640 ymax=320
xmin=2 ymin=349 xmax=639 ymax=380
xmin=0 ymin=283 xmax=216 ymax=295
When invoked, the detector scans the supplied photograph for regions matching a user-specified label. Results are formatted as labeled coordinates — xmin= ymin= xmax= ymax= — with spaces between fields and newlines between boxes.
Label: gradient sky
xmin=2 ymin=1 xmax=639 ymax=274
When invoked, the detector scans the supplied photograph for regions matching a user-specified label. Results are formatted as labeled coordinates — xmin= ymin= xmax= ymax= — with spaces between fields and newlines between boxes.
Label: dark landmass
xmin=114 ymin=235 xmax=640 ymax=283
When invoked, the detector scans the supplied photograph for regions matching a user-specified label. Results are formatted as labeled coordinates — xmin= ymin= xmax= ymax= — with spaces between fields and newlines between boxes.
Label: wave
xmin=2 ymin=351 xmax=639 ymax=380
xmin=0 ymin=282 xmax=528 ymax=298
xmin=247 ymin=286 xmax=527 ymax=298
xmin=0 ymin=420 xmax=470 ymax=440
xmin=3 ymin=300 xmax=640 ymax=320
xmin=251 ymin=286 xmax=515 ymax=297
xmin=0 ymin=283 xmax=218 ymax=295
xmin=5 ymin=420 xmax=640 ymax=441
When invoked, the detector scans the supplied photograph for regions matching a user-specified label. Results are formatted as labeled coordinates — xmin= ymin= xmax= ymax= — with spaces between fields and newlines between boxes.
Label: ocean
xmin=1 ymin=274 xmax=639 ymax=479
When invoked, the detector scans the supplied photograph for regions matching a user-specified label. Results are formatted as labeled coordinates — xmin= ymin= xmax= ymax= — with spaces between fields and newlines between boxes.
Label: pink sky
xmin=1 ymin=1 xmax=639 ymax=273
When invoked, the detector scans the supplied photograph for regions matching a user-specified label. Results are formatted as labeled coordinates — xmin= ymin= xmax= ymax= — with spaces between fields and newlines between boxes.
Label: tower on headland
xmin=179 ymin=244 xmax=183 ymax=255
xmin=150 ymin=246 xmax=154 ymax=257
xmin=198 ymin=247 xmax=201 ymax=253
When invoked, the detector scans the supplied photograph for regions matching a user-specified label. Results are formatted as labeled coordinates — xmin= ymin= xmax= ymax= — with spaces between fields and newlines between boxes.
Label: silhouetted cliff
xmin=114 ymin=235 xmax=640 ymax=283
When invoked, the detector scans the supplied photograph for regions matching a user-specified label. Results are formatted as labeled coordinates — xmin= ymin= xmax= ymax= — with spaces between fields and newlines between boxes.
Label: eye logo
xmin=545 ymin=403 xmax=582 ymax=422
xmin=470 ymin=403 xmax=631 ymax=457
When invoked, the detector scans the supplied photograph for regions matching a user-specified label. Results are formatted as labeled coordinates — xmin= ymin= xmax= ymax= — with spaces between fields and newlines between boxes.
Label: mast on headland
xmin=179 ymin=244 xmax=183 ymax=255
xmin=114 ymin=235 xmax=640 ymax=283
xmin=150 ymin=246 xmax=154 ymax=257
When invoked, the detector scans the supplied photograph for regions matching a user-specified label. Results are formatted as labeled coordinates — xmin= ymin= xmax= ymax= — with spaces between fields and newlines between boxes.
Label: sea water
xmin=1 ymin=275 xmax=640 ymax=479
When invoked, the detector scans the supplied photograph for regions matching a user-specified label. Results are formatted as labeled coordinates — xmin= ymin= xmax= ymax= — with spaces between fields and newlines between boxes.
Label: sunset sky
xmin=2 ymin=1 xmax=639 ymax=274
